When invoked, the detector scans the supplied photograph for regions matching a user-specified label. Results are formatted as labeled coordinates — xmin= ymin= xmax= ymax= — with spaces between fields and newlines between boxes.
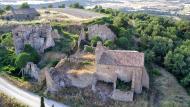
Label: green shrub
xmin=116 ymin=37 xmax=129 ymax=49
xmin=0 ymin=32 xmax=13 ymax=48
xmin=151 ymin=68 xmax=161 ymax=76
xmin=145 ymin=50 xmax=155 ymax=64
xmin=84 ymin=45 xmax=94 ymax=53
xmin=104 ymin=40 xmax=115 ymax=49
xmin=23 ymin=44 xmax=40 ymax=63
xmin=116 ymin=79 xmax=131 ymax=91
xmin=15 ymin=52 xmax=33 ymax=69
xmin=0 ymin=65 xmax=16 ymax=73
xmin=90 ymin=36 xmax=102 ymax=47
xmin=19 ymin=2 xmax=30 ymax=9
xmin=69 ymin=3 xmax=84 ymax=9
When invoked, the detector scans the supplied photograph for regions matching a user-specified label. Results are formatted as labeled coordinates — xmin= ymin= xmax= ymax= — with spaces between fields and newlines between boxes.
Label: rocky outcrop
xmin=20 ymin=62 xmax=40 ymax=81
xmin=87 ymin=24 xmax=116 ymax=41
xmin=44 ymin=68 xmax=59 ymax=92
xmin=12 ymin=24 xmax=57 ymax=54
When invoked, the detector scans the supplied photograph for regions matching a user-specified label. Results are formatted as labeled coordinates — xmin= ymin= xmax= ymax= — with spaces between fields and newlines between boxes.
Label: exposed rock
xmin=44 ymin=68 xmax=59 ymax=92
xmin=12 ymin=24 xmax=57 ymax=54
xmin=51 ymin=29 xmax=60 ymax=39
xmin=87 ymin=24 xmax=116 ymax=41
xmin=20 ymin=62 xmax=40 ymax=81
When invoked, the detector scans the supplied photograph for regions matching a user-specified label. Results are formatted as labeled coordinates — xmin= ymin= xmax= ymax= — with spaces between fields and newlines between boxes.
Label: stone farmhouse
xmin=92 ymin=42 xmax=149 ymax=101
xmin=12 ymin=24 xmax=57 ymax=54
xmin=2 ymin=8 xmax=39 ymax=20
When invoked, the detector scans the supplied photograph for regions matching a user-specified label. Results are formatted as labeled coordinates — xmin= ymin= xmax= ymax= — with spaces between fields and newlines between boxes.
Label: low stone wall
xmin=110 ymin=89 xmax=134 ymax=102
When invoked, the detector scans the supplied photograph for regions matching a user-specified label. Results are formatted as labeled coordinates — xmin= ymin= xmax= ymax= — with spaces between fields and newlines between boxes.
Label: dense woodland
xmin=0 ymin=4 xmax=190 ymax=97
xmin=90 ymin=6 xmax=190 ymax=93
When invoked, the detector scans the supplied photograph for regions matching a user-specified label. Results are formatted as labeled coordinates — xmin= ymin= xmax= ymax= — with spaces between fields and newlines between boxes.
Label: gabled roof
xmin=12 ymin=8 xmax=39 ymax=15
xmin=98 ymin=50 xmax=144 ymax=67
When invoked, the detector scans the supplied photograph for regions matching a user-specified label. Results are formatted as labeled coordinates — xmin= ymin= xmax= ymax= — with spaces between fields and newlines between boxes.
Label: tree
xmin=41 ymin=97 xmax=45 ymax=107
xmin=19 ymin=2 xmax=30 ymax=9
xmin=58 ymin=4 xmax=65 ymax=8
xmin=15 ymin=52 xmax=32 ymax=69
xmin=69 ymin=3 xmax=84 ymax=9
xmin=116 ymin=37 xmax=130 ymax=49
xmin=90 ymin=36 xmax=102 ymax=47
xmin=4 ymin=5 xmax=12 ymax=11
xmin=48 ymin=4 xmax=53 ymax=8
xmin=113 ymin=13 xmax=128 ymax=28
xmin=0 ymin=32 xmax=14 ymax=48
xmin=104 ymin=40 xmax=115 ymax=49
xmin=0 ymin=9 xmax=5 ymax=16
xmin=23 ymin=44 xmax=40 ymax=63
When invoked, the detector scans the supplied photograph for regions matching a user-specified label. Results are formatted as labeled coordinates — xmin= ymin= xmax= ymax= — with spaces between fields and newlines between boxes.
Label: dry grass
xmin=0 ymin=92 xmax=27 ymax=107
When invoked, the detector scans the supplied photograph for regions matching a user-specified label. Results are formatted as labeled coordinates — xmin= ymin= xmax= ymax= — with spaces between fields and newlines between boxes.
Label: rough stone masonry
xmin=12 ymin=24 xmax=58 ymax=54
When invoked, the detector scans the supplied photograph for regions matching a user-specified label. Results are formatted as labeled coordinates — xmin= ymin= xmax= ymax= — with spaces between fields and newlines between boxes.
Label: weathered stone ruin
xmin=87 ymin=24 xmax=116 ymax=41
xmin=78 ymin=24 xmax=116 ymax=48
xmin=2 ymin=8 xmax=39 ymax=20
xmin=44 ymin=57 xmax=95 ymax=93
xmin=20 ymin=62 xmax=40 ymax=81
xmin=12 ymin=24 xmax=57 ymax=54
xmin=92 ymin=42 xmax=149 ymax=101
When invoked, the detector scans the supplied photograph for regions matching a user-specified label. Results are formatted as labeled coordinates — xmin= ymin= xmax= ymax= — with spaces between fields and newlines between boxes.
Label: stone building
xmin=92 ymin=42 xmax=149 ymax=101
xmin=2 ymin=8 xmax=40 ymax=20
xmin=12 ymin=24 xmax=57 ymax=54
xmin=87 ymin=24 xmax=116 ymax=41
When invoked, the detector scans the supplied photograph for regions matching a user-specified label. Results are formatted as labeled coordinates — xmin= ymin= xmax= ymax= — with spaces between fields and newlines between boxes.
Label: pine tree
xmin=41 ymin=97 xmax=45 ymax=107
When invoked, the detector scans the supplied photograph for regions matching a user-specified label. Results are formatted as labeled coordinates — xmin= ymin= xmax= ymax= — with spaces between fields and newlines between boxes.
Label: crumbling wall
xmin=110 ymin=89 xmax=134 ymax=102
xmin=12 ymin=24 xmax=56 ymax=54
xmin=87 ymin=24 xmax=116 ymax=41
xmin=21 ymin=62 xmax=40 ymax=81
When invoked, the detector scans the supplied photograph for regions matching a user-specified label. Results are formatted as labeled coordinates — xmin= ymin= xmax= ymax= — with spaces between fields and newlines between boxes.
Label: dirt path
xmin=150 ymin=65 xmax=190 ymax=107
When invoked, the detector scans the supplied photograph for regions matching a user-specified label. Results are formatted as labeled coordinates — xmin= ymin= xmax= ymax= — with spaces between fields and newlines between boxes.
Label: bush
xmin=59 ymin=4 xmax=65 ymax=8
xmin=15 ymin=52 xmax=33 ymax=69
xmin=19 ymin=2 xmax=30 ymax=9
xmin=84 ymin=45 xmax=94 ymax=53
xmin=48 ymin=4 xmax=53 ymax=8
xmin=145 ymin=50 xmax=155 ymax=64
xmin=151 ymin=68 xmax=161 ymax=76
xmin=69 ymin=3 xmax=84 ymax=9
xmin=116 ymin=37 xmax=129 ymax=49
xmin=90 ymin=36 xmax=102 ymax=47
xmin=104 ymin=40 xmax=115 ymax=49
xmin=23 ymin=44 xmax=40 ymax=63
xmin=0 ymin=32 xmax=14 ymax=48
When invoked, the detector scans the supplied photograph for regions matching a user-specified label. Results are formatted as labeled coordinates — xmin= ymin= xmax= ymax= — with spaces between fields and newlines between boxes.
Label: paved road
xmin=0 ymin=77 xmax=67 ymax=107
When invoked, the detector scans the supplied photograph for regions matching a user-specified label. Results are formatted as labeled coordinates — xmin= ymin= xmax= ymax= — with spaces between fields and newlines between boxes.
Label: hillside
xmin=0 ymin=4 xmax=190 ymax=107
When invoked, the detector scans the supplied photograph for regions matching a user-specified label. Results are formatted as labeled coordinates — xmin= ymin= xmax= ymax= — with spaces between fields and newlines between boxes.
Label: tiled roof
xmin=98 ymin=50 xmax=144 ymax=67
xmin=12 ymin=8 xmax=39 ymax=15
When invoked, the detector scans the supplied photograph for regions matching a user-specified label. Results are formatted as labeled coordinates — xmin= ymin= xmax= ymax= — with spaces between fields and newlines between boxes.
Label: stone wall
xmin=12 ymin=24 xmax=56 ymax=54
xmin=96 ymin=64 xmax=145 ymax=94
xmin=110 ymin=89 xmax=134 ymax=102
xmin=87 ymin=24 xmax=116 ymax=41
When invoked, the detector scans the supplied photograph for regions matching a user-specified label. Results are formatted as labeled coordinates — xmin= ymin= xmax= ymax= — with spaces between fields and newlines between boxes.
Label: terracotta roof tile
xmin=98 ymin=50 xmax=144 ymax=67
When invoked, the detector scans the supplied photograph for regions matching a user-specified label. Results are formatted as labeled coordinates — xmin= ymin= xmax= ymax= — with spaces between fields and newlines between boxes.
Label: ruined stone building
xmin=87 ymin=24 xmax=116 ymax=41
xmin=78 ymin=24 xmax=116 ymax=48
xmin=2 ymin=8 xmax=40 ymax=20
xmin=12 ymin=24 xmax=57 ymax=54
xmin=20 ymin=62 xmax=40 ymax=81
xmin=92 ymin=42 xmax=149 ymax=101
